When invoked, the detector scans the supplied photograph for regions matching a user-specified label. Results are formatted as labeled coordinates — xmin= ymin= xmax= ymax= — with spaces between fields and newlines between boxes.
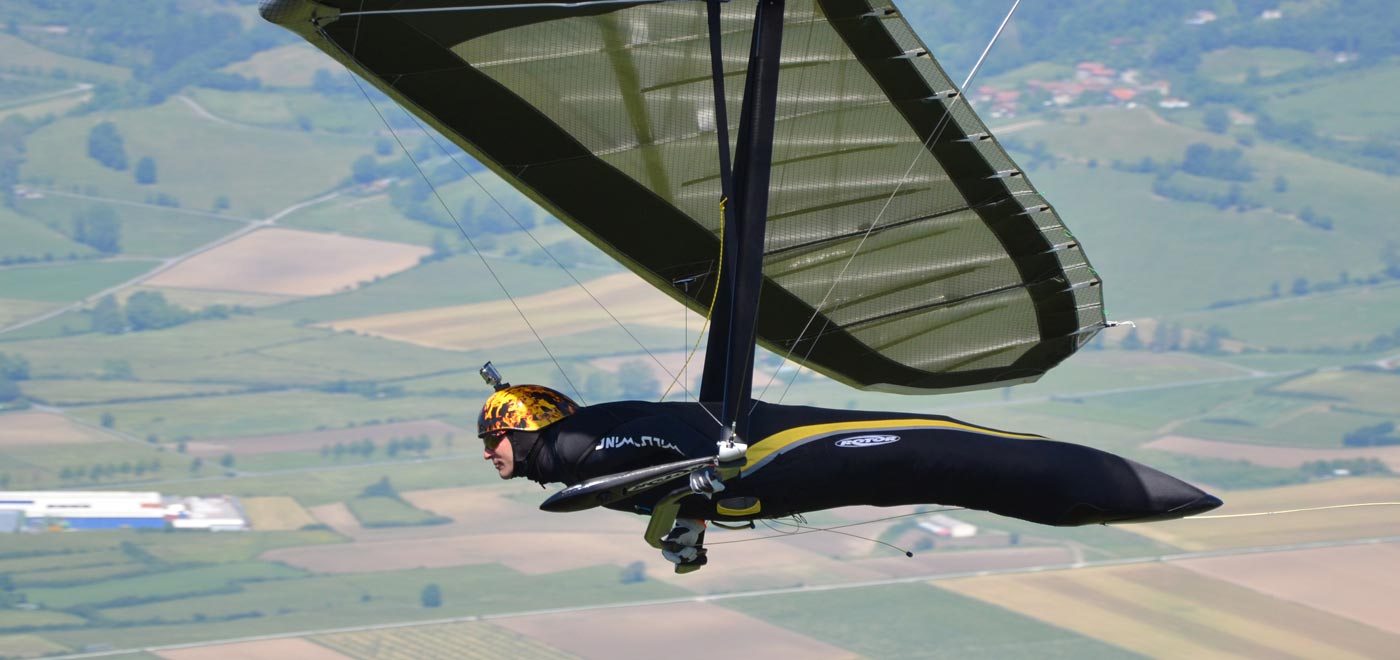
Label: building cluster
xmin=975 ymin=61 xmax=1187 ymax=119
xmin=0 ymin=491 xmax=247 ymax=533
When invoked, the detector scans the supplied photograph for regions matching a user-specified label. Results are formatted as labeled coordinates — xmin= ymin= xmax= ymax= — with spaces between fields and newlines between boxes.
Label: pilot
xmin=477 ymin=366 xmax=1222 ymax=572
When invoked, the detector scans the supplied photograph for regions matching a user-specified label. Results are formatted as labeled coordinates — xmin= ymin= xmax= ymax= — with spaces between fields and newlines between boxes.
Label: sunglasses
xmin=481 ymin=432 xmax=508 ymax=451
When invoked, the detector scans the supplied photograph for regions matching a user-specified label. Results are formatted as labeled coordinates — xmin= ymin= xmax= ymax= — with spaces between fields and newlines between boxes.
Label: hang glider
xmin=261 ymin=0 xmax=1106 ymax=398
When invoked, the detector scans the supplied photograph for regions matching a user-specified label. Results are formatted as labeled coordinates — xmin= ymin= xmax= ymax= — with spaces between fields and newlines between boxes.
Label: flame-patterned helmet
xmin=478 ymin=385 xmax=579 ymax=438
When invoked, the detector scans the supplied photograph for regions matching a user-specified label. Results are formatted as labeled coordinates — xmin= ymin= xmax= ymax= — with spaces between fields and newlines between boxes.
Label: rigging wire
xmin=753 ymin=0 xmax=1025 ymax=406
xmin=327 ymin=33 xmax=587 ymax=403
xmin=1186 ymin=502 xmax=1400 ymax=520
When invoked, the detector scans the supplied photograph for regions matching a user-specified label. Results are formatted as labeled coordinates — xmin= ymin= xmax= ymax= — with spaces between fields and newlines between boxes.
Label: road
xmin=42 ymin=534 xmax=1400 ymax=660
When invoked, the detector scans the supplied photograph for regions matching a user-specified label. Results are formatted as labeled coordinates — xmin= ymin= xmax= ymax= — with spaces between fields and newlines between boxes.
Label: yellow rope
xmin=1187 ymin=501 xmax=1400 ymax=520
xmin=662 ymin=197 xmax=726 ymax=401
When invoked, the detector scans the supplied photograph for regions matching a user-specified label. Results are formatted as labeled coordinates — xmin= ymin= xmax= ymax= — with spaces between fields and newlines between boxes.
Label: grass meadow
xmin=0 ymin=259 xmax=157 ymax=303
xmin=0 ymin=203 xmax=92 ymax=260
xmin=22 ymin=98 xmax=372 ymax=216
xmin=15 ymin=194 xmax=246 ymax=258
xmin=723 ymin=582 xmax=1139 ymax=659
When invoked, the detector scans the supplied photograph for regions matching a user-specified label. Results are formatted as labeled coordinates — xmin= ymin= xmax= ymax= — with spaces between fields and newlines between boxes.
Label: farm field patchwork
xmin=144 ymin=227 xmax=431 ymax=297
xmin=1125 ymin=478 xmax=1400 ymax=551
xmin=323 ymin=272 xmax=697 ymax=352
xmin=944 ymin=562 xmax=1399 ymax=659
xmin=1147 ymin=434 xmax=1400 ymax=471
xmin=498 ymin=601 xmax=858 ymax=660
xmin=241 ymin=496 xmax=317 ymax=531
xmin=156 ymin=638 xmax=355 ymax=660
xmin=190 ymin=420 xmax=468 ymax=456
xmin=317 ymin=621 xmax=573 ymax=660
xmin=0 ymin=410 xmax=112 ymax=447
xmin=1172 ymin=403 xmax=1393 ymax=449
xmin=1180 ymin=542 xmax=1400 ymax=635
xmin=18 ymin=379 xmax=239 ymax=406
xmin=262 ymin=254 xmax=597 ymax=323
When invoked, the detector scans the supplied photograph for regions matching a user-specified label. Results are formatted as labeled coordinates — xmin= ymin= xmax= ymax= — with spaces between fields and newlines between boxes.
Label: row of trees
xmin=58 ymin=459 xmax=163 ymax=481
xmin=1119 ymin=324 xmax=1232 ymax=354
xmin=319 ymin=435 xmax=434 ymax=460
xmin=89 ymin=291 xmax=250 ymax=335
xmin=1343 ymin=422 xmax=1399 ymax=447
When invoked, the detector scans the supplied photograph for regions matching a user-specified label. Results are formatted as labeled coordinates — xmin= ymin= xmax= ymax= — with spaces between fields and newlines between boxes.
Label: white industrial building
xmin=0 ymin=491 xmax=247 ymax=531
xmin=918 ymin=513 xmax=977 ymax=538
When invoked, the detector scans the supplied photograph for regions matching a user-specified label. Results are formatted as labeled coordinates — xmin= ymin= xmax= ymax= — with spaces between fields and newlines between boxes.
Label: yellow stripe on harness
xmin=741 ymin=418 xmax=1044 ymax=472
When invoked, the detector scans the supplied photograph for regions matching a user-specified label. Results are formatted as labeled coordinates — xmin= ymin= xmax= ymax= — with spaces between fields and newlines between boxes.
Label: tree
xmin=1120 ymin=327 xmax=1143 ymax=351
xmin=0 ymin=353 xmax=29 ymax=380
xmin=420 ymin=583 xmax=442 ymax=608
xmin=125 ymin=291 xmax=191 ymax=331
xmin=219 ymin=453 xmax=235 ymax=469
xmin=87 ymin=121 xmax=128 ymax=170
xmin=351 ymin=155 xmax=379 ymax=184
xmin=135 ymin=156 xmax=157 ymax=184
xmin=619 ymin=561 xmax=646 ymax=584
xmin=72 ymin=206 xmax=121 ymax=253
xmin=1273 ymin=175 xmax=1289 ymax=193
xmin=0 ymin=376 xmax=19 ymax=403
xmin=100 ymin=412 xmax=115 ymax=428
xmin=1203 ymin=106 xmax=1229 ymax=134
xmin=1291 ymin=277 xmax=1310 ymax=296
xmin=190 ymin=457 xmax=204 ymax=472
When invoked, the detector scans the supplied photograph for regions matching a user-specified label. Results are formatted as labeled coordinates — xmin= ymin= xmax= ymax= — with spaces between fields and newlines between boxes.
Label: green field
xmin=1177 ymin=407 xmax=1394 ymax=448
xmin=231 ymin=446 xmax=467 ymax=474
xmin=21 ymin=98 xmax=372 ymax=216
xmin=264 ymin=253 xmax=605 ymax=323
xmin=346 ymin=495 xmax=448 ymax=527
xmin=18 ymin=378 xmax=239 ymax=406
xmin=0 ymin=441 xmax=194 ymax=489
xmin=1258 ymin=57 xmax=1400 ymax=138
xmin=1018 ymin=377 xmax=1275 ymax=431
xmin=1197 ymin=47 xmax=1316 ymax=83
xmin=65 ymin=390 xmax=466 ymax=441
xmin=1172 ymin=283 xmax=1400 ymax=350
xmin=185 ymin=88 xmax=387 ymax=135
xmin=59 ymin=564 xmax=689 ymax=650
xmin=14 ymin=194 xmax=246 ymax=258
xmin=161 ymin=457 xmax=494 ymax=506
xmin=1017 ymin=109 xmax=1395 ymax=315
xmin=0 ymin=33 xmax=131 ymax=81
xmin=0 ymin=203 xmax=92 ymax=261
xmin=723 ymin=583 xmax=1139 ymax=659
xmin=0 ymin=316 xmax=452 ymax=384
xmin=24 ymin=561 xmax=307 ymax=610
xmin=281 ymin=192 xmax=450 ymax=246
xmin=0 ymin=259 xmax=157 ymax=303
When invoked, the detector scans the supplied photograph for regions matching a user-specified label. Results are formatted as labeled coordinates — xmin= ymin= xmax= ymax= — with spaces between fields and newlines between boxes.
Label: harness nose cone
xmin=1118 ymin=459 xmax=1223 ymax=523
